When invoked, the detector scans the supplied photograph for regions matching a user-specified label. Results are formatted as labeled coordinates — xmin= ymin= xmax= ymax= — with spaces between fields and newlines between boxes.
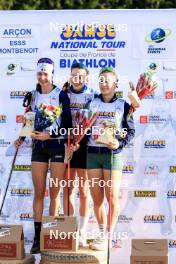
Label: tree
xmin=0 ymin=0 xmax=175 ymax=10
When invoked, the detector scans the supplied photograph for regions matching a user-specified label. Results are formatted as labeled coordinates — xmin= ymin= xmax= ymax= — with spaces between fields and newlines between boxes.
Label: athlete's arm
xmin=117 ymin=101 xmax=135 ymax=149
xmin=14 ymin=92 xmax=33 ymax=147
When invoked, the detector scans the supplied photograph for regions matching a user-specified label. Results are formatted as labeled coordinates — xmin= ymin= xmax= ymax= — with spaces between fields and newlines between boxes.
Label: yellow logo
xmin=61 ymin=25 xmax=116 ymax=40
xmin=13 ymin=165 xmax=31 ymax=171
xmin=134 ymin=191 xmax=156 ymax=197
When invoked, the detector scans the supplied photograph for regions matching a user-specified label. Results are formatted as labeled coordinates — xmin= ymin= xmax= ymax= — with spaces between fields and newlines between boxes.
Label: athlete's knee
xmin=34 ymin=190 xmax=45 ymax=200
xmin=93 ymin=195 xmax=104 ymax=207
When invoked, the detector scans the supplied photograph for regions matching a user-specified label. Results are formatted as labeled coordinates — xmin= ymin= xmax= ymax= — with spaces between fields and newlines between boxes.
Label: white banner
xmin=0 ymin=9 xmax=176 ymax=263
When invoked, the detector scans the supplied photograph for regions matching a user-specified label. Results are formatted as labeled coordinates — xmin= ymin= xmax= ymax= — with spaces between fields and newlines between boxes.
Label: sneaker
xmin=91 ymin=237 xmax=108 ymax=251
xmin=79 ymin=232 xmax=87 ymax=248
xmin=30 ymin=236 xmax=40 ymax=254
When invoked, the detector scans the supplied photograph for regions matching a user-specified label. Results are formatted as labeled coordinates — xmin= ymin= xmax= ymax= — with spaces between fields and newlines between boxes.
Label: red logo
xmin=140 ymin=116 xmax=148 ymax=123
xmin=165 ymin=91 xmax=173 ymax=99
xmin=16 ymin=115 xmax=24 ymax=123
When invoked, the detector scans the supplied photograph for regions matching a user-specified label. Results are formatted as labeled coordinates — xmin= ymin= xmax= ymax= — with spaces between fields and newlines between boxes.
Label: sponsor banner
xmin=0 ymin=9 xmax=176 ymax=264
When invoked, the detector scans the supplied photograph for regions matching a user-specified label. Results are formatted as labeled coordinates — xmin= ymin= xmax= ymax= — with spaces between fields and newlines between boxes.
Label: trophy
xmin=19 ymin=111 xmax=36 ymax=137
xmin=95 ymin=120 xmax=118 ymax=145
xmin=128 ymin=81 xmax=141 ymax=108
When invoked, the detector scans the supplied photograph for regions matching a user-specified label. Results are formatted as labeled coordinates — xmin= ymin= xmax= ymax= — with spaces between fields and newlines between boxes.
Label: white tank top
xmin=88 ymin=96 xmax=125 ymax=147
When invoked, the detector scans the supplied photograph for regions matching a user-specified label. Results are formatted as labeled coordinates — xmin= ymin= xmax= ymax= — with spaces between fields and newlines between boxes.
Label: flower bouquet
xmin=68 ymin=109 xmax=99 ymax=159
xmin=128 ymin=70 xmax=159 ymax=117
xmin=34 ymin=103 xmax=62 ymax=131
xmin=73 ymin=109 xmax=99 ymax=145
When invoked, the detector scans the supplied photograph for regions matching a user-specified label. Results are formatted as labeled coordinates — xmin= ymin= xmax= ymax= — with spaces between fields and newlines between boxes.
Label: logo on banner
xmin=169 ymin=240 xmax=176 ymax=248
xmin=140 ymin=115 xmax=166 ymax=124
xmin=167 ymin=191 xmax=176 ymax=198
xmin=0 ymin=26 xmax=39 ymax=55
xmin=6 ymin=63 xmax=18 ymax=74
xmin=144 ymin=140 xmax=166 ymax=148
xmin=10 ymin=91 xmax=27 ymax=99
xmin=6 ymin=63 xmax=35 ymax=75
xmin=3 ymin=28 xmax=32 ymax=37
xmin=148 ymin=62 xmax=159 ymax=71
xmin=0 ymin=115 xmax=6 ymax=123
xmin=11 ymin=188 xmax=33 ymax=196
xmin=51 ymin=24 xmax=126 ymax=68
xmin=170 ymin=166 xmax=176 ymax=173
xmin=134 ymin=191 xmax=156 ymax=198
xmin=0 ymin=139 xmax=10 ymax=147
xmin=17 ymin=213 xmax=34 ymax=221
xmin=145 ymin=28 xmax=171 ymax=44
xmin=165 ymin=91 xmax=176 ymax=99
xmin=122 ymin=163 xmax=134 ymax=173
xmin=140 ymin=116 xmax=148 ymax=123
xmin=145 ymin=28 xmax=171 ymax=54
xmin=118 ymin=215 xmax=133 ymax=223
xmin=13 ymin=165 xmax=31 ymax=171
xmin=144 ymin=163 xmax=159 ymax=175
xmin=144 ymin=215 xmax=165 ymax=223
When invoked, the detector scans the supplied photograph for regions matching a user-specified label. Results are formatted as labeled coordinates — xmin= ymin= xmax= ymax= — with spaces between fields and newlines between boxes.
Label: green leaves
xmin=0 ymin=0 xmax=175 ymax=10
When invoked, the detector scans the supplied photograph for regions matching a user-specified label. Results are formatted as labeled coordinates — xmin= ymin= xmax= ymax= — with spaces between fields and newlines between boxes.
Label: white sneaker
xmin=91 ymin=237 xmax=108 ymax=251
xmin=79 ymin=232 xmax=87 ymax=248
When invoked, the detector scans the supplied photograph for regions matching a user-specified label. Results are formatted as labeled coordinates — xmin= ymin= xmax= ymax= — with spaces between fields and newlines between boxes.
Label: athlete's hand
xmin=31 ymin=131 xmax=51 ymax=141
xmin=106 ymin=139 xmax=119 ymax=150
xmin=14 ymin=138 xmax=23 ymax=149
xmin=70 ymin=143 xmax=80 ymax=152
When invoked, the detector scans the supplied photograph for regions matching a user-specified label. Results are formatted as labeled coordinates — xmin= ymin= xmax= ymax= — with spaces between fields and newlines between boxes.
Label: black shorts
xmin=70 ymin=137 xmax=87 ymax=169
xmin=31 ymin=140 xmax=67 ymax=163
